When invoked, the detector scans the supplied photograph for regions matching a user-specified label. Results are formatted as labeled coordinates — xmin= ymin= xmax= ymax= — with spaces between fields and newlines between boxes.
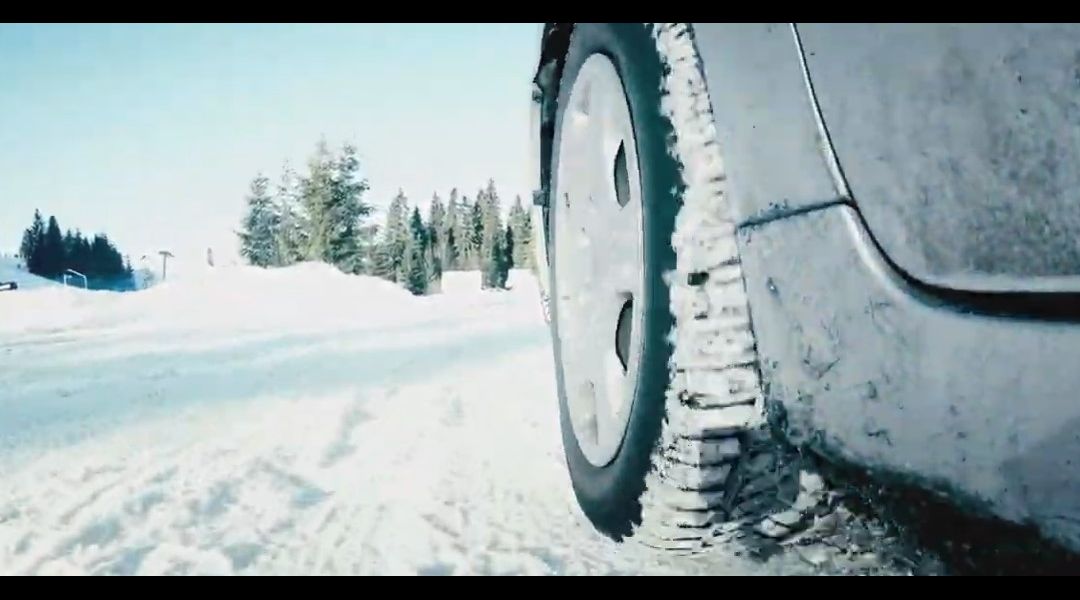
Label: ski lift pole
xmin=159 ymin=250 xmax=174 ymax=281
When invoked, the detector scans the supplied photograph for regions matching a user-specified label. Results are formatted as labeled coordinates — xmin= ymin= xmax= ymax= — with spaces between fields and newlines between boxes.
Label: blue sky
xmin=0 ymin=23 xmax=538 ymax=264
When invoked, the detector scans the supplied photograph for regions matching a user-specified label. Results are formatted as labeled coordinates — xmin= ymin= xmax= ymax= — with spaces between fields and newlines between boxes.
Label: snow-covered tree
xmin=469 ymin=195 xmax=484 ymax=271
xmin=273 ymin=163 xmax=309 ymax=266
xmin=452 ymin=192 xmax=477 ymax=271
xmin=373 ymin=190 xmax=411 ymax=282
xmin=355 ymin=221 xmax=380 ymax=275
xmin=238 ymin=174 xmax=281 ymax=267
xmin=300 ymin=142 xmax=373 ymax=274
xmin=329 ymin=144 xmax=374 ymax=273
xmin=479 ymin=180 xmax=509 ymax=289
xmin=299 ymin=141 xmax=334 ymax=260
xmin=508 ymin=194 xmax=534 ymax=270
xmin=444 ymin=189 xmax=461 ymax=270
xmin=428 ymin=192 xmax=447 ymax=275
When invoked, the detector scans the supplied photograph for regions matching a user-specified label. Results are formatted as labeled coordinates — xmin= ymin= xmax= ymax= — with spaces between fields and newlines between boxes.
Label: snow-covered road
xmin=0 ymin=264 xmax=853 ymax=575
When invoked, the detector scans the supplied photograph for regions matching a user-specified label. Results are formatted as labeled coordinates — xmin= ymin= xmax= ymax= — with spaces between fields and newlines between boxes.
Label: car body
xmin=529 ymin=23 xmax=1080 ymax=554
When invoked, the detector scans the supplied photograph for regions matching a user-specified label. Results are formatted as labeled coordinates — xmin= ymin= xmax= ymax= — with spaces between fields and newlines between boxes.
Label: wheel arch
xmin=530 ymin=23 xmax=846 ymax=234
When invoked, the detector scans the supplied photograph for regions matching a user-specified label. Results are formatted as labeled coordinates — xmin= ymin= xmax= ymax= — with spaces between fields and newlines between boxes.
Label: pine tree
xmin=289 ymin=141 xmax=373 ymax=273
xmin=453 ymin=193 xmax=476 ymax=270
xmin=62 ymin=229 xmax=77 ymax=267
xmin=88 ymin=234 xmax=124 ymax=279
xmin=355 ymin=222 xmax=380 ymax=275
xmin=327 ymin=144 xmax=373 ymax=273
xmin=484 ymin=230 xmax=511 ymax=291
xmin=497 ymin=229 xmax=511 ymax=288
xmin=479 ymin=180 xmax=508 ymax=288
xmin=77 ymin=235 xmax=92 ymax=275
xmin=299 ymin=141 xmax=334 ymax=263
xmin=508 ymin=194 xmax=534 ymax=270
xmin=64 ymin=230 xmax=86 ymax=274
xmin=444 ymin=189 xmax=461 ymax=270
xmin=299 ymin=141 xmax=372 ymax=273
xmin=402 ymin=206 xmax=430 ymax=295
xmin=428 ymin=192 xmax=447 ymax=275
xmin=374 ymin=190 xmax=411 ymax=282
xmin=18 ymin=230 xmax=34 ymax=271
xmin=273 ymin=163 xmax=309 ymax=266
xmin=20 ymin=210 xmax=45 ymax=274
xmin=86 ymin=234 xmax=103 ymax=277
xmin=504 ymin=222 xmax=515 ymax=276
xmin=59 ymin=231 xmax=75 ymax=275
xmin=41 ymin=216 xmax=65 ymax=278
xmin=470 ymin=195 xmax=484 ymax=271
xmin=237 ymin=174 xmax=280 ymax=267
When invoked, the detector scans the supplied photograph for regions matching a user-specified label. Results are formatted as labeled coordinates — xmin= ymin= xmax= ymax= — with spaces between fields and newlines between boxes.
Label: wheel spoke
xmin=592 ymin=351 xmax=619 ymax=449
xmin=600 ymin=203 xmax=643 ymax=297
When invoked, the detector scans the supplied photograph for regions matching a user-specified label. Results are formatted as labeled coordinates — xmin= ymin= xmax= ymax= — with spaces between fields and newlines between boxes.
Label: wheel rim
xmin=554 ymin=53 xmax=645 ymax=468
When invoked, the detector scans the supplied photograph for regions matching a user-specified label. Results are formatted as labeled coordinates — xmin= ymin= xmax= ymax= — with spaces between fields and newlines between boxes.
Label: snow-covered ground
xmin=0 ymin=257 xmax=59 ymax=291
xmin=0 ymin=264 xmax=835 ymax=575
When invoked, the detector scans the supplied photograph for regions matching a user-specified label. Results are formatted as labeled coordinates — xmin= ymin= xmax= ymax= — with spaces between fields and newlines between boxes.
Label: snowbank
xmin=0 ymin=262 xmax=421 ymax=337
